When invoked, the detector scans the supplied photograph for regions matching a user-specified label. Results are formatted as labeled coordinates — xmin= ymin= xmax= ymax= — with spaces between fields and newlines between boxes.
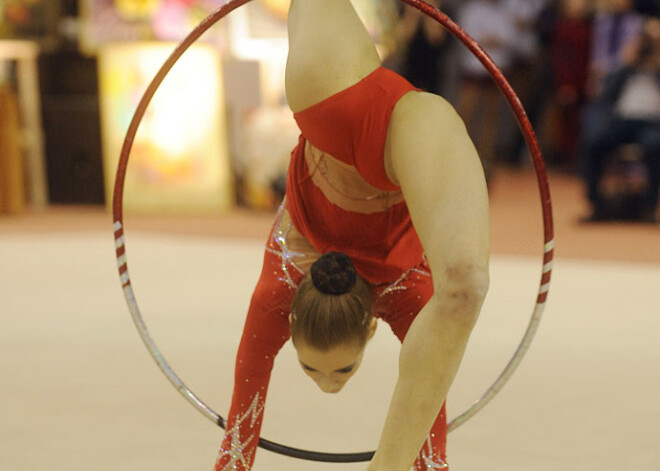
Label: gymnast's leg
xmin=285 ymin=0 xmax=381 ymax=112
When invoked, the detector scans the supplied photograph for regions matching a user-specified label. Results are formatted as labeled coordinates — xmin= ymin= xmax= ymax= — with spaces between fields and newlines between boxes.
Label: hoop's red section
xmin=112 ymin=0 xmax=554 ymax=461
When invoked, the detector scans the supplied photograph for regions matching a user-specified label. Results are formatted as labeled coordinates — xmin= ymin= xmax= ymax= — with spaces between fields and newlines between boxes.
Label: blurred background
xmin=0 ymin=0 xmax=658 ymax=221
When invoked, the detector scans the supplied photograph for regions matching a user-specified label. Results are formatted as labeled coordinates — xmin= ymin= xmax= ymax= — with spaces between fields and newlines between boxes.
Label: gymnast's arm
xmin=368 ymin=92 xmax=490 ymax=471
xmin=214 ymin=273 xmax=293 ymax=471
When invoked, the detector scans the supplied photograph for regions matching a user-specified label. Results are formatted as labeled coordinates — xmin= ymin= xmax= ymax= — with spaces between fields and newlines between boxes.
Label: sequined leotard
xmin=214 ymin=67 xmax=448 ymax=471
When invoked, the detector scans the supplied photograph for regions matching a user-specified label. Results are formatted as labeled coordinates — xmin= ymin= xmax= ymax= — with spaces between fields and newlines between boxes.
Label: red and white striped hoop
xmin=112 ymin=0 xmax=554 ymax=462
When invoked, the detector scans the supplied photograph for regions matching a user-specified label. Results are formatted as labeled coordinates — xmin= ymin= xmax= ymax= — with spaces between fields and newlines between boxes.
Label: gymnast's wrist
xmin=366 ymin=452 xmax=413 ymax=471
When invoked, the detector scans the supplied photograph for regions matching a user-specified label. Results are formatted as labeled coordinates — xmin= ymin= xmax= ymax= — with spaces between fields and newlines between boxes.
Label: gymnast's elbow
xmin=431 ymin=263 xmax=489 ymax=327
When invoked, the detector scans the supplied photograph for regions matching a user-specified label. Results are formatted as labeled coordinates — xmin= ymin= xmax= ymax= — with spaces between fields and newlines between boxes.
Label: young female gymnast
xmin=214 ymin=1 xmax=490 ymax=470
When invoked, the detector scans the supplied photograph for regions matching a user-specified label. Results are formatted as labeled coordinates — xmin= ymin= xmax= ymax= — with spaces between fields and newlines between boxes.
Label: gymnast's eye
xmin=335 ymin=364 xmax=355 ymax=374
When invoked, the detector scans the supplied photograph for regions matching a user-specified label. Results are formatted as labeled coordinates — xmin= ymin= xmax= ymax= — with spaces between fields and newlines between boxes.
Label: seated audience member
xmin=582 ymin=18 xmax=660 ymax=222
xmin=589 ymin=0 xmax=645 ymax=92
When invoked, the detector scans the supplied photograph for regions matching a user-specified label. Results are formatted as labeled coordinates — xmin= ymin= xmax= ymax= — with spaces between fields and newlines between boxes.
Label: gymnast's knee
xmin=433 ymin=264 xmax=489 ymax=322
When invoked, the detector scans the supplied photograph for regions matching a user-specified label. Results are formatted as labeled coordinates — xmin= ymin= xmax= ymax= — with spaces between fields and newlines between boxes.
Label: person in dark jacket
xmin=582 ymin=18 xmax=660 ymax=222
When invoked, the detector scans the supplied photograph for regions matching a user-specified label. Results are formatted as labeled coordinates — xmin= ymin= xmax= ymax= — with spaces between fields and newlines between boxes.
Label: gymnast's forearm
xmin=215 ymin=298 xmax=290 ymax=470
xmin=214 ymin=362 xmax=273 ymax=471
xmin=367 ymin=280 xmax=486 ymax=471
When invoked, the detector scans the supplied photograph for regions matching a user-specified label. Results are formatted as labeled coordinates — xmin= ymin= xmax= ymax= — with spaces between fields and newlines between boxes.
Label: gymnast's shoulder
xmin=393 ymin=90 xmax=464 ymax=130
xmin=389 ymin=89 xmax=472 ymax=157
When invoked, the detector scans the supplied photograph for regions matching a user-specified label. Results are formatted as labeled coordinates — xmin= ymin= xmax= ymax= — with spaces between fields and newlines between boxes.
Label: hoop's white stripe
xmin=123 ymin=285 xmax=136 ymax=304
xmin=115 ymin=235 xmax=125 ymax=249
xmin=543 ymin=261 xmax=553 ymax=273
xmin=117 ymin=254 xmax=127 ymax=268
xmin=114 ymin=221 xmax=122 ymax=232
xmin=544 ymin=239 xmax=555 ymax=252
xmin=539 ymin=282 xmax=551 ymax=294
xmin=120 ymin=272 xmax=130 ymax=285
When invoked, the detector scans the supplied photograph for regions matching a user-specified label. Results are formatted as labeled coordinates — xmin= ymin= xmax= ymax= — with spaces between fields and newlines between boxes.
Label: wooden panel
xmin=0 ymin=87 xmax=26 ymax=214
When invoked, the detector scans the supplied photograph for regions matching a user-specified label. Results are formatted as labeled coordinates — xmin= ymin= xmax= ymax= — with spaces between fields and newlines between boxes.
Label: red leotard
xmin=215 ymin=67 xmax=448 ymax=471
xmin=286 ymin=67 xmax=425 ymax=284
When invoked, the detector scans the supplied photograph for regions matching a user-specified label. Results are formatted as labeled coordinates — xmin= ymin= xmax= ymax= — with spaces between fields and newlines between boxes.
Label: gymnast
xmin=214 ymin=1 xmax=490 ymax=470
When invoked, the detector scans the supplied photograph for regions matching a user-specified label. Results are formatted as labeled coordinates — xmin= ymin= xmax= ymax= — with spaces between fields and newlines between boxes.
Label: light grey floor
xmin=1 ymin=231 xmax=659 ymax=471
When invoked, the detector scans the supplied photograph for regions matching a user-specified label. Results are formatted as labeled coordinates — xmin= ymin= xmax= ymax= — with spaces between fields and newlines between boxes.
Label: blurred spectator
xmin=544 ymin=0 xmax=594 ymax=168
xmin=456 ymin=0 xmax=517 ymax=179
xmin=498 ymin=0 xmax=548 ymax=166
xmin=384 ymin=0 xmax=456 ymax=97
xmin=505 ymin=0 xmax=548 ymax=63
xmin=582 ymin=17 xmax=660 ymax=222
xmin=589 ymin=0 xmax=644 ymax=94
xmin=581 ymin=0 xmax=644 ymax=145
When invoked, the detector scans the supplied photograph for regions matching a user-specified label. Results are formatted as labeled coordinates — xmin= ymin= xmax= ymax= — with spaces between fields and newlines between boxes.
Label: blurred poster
xmin=0 ymin=0 xmax=59 ymax=42
xmin=80 ymin=0 xmax=395 ymax=54
xmin=79 ymin=0 xmax=225 ymax=54
xmin=99 ymin=42 xmax=232 ymax=214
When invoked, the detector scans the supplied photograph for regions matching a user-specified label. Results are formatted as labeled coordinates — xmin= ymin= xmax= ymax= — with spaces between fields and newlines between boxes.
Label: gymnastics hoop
xmin=112 ymin=0 xmax=554 ymax=463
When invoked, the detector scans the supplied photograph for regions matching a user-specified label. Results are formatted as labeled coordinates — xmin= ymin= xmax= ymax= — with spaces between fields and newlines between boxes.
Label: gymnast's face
xmin=294 ymin=340 xmax=366 ymax=394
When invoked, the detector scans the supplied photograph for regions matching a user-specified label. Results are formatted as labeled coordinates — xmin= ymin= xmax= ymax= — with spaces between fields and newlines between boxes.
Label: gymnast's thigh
xmin=372 ymin=260 xmax=434 ymax=342
xmin=246 ymin=208 xmax=310 ymax=318
xmin=285 ymin=0 xmax=381 ymax=113
xmin=234 ymin=234 xmax=302 ymax=378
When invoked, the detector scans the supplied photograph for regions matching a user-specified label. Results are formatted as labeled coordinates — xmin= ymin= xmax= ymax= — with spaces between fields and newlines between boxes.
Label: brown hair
xmin=290 ymin=252 xmax=372 ymax=351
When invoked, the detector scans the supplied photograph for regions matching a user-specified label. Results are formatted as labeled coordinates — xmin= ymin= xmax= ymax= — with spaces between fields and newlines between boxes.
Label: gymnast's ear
xmin=366 ymin=317 xmax=377 ymax=341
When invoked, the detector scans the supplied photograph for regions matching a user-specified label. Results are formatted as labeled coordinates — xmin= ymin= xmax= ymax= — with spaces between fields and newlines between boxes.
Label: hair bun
xmin=310 ymin=252 xmax=357 ymax=295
